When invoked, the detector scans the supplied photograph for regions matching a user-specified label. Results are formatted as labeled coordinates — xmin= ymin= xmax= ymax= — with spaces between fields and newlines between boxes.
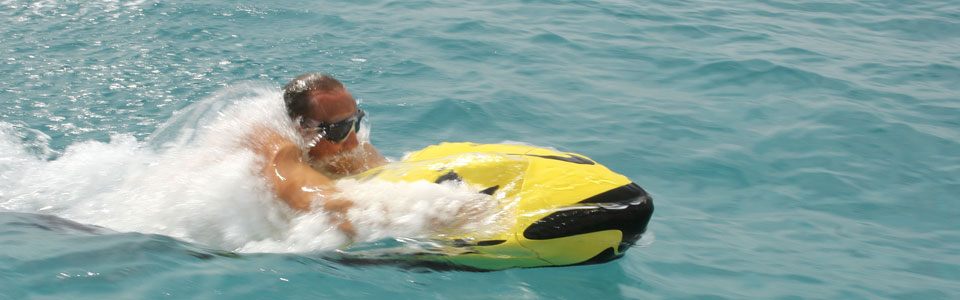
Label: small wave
xmin=660 ymin=58 xmax=851 ymax=94
xmin=0 ymin=84 xmax=503 ymax=253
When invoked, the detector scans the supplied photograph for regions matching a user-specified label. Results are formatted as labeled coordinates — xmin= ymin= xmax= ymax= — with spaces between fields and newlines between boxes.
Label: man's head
xmin=282 ymin=73 xmax=363 ymax=161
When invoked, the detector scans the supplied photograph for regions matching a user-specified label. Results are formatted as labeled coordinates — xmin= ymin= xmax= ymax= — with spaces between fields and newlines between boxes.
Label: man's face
xmin=301 ymin=88 xmax=361 ymax=161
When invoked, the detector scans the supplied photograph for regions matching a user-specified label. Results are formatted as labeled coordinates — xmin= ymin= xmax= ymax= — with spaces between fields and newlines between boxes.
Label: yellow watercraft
xmin=340 ymin=142 xmax=654 ymax=271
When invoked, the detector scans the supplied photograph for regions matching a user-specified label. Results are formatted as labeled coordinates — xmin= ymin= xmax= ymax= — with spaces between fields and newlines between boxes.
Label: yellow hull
xmin=344 ymin=143 xmax=654 ymax=270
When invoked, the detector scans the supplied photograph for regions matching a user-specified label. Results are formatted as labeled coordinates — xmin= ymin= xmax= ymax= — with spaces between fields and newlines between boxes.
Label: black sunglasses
xmin=303 ymin=109 xmax=365 ymax=143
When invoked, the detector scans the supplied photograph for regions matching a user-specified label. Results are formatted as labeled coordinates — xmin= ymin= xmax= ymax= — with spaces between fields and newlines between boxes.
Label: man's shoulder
xmin=247 ymin=127 xmax=299 ymax=158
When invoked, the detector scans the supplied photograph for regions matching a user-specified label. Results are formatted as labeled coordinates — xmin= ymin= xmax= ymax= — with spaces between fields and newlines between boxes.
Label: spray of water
xmin=0 ymin=84 xmax=504 ymax=253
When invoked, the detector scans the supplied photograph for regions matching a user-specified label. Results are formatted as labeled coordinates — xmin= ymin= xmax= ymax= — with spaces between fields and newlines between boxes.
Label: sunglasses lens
xmin=309 ymin=110 xmax=364 ymax=143
xmin=323 ymin=120 xmax=355 ymax=142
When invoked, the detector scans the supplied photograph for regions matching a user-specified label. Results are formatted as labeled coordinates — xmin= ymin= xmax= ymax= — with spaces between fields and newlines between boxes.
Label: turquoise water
xmin=2 ymin=0 xmax=960 ymax=298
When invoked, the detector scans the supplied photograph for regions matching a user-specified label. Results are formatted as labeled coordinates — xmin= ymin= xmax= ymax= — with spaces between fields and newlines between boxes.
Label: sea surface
xmin=2 ymin=0 xmax=959 ymax=299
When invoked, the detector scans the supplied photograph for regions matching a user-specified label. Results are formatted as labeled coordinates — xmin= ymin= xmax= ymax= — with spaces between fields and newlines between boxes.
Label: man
xmin=282 ymin=73 xmax=388 ymax=177
xmin=250 ymin=73 xmax=388 ymax=237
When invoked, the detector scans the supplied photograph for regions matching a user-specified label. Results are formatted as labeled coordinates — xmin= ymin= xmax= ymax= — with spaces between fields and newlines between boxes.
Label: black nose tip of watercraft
xmin=599 ymin=183 xmax=654 ymax=253
xmin=522 ymin=182 xmax=654 ymax=264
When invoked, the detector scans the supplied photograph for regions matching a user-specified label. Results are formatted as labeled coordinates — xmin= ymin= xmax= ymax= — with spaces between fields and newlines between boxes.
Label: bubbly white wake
xmin=0 ymin=84 xmax=504 ymax=252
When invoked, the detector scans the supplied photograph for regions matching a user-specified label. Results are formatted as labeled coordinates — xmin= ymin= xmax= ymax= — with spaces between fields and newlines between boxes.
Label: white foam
xmin=0 ymin=84 xmax=504 ymax=253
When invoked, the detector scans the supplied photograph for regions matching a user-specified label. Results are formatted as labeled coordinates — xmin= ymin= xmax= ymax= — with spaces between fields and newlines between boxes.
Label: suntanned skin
xmin=301 ymin=89 xmax=388 ymax=176
xmin=251 ymin=87 xmax=388 ymax=238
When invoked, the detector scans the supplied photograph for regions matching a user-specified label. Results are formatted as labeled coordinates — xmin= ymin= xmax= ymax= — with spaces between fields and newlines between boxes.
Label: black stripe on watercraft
xmin=506 ymin=153 xmax=595 ymax=165
xmin=526 ymin=154 xmax=595 ymax=165
xmin=435 ymin=170 xmax=463 ymax=184
xmin=475 ymin=239 xmax=506 ymax=246
xmin=331 ymin=245 xmax=619 ymax=272
xmin=329 ymin=255 xmax=494 ymax=272
xmin=522 ymin=183 xmax=654 ymax=253
xmin=451 ymin=239 xmax=506 ymax=247
xmin=479 ymin=185 xmax=499 ymax=195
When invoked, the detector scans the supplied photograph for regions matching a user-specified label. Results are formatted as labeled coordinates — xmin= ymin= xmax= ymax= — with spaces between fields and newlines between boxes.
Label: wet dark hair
xmin=282 ymin=73 xmax=345 ymax=120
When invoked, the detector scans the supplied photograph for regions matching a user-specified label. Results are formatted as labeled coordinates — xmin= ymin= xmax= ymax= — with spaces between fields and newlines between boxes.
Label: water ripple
xmin=2 ymin=0 xmax=960 ymax=298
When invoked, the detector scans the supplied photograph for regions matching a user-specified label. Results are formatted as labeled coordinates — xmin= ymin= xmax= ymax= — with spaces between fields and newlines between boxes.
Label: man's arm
xmin=251 ymin=130 xmax=355 ymax=236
